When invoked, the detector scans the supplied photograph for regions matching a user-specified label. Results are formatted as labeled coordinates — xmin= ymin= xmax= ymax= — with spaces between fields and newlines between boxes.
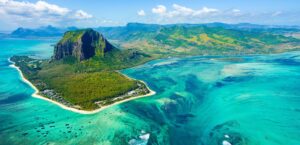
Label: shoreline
xmin=8 ymin=58 xmax=156 ymax=115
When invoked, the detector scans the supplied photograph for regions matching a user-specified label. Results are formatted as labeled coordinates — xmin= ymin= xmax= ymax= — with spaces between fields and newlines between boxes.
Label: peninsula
xmin=10 ymin=29 xmax=155 ymax=113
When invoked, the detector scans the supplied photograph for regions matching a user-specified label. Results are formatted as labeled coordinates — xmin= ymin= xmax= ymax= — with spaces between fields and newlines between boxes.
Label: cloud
xmin=232 ymin=9 xmax=241 ymax=13
xmin=152 ymin=4 xmax=218 ymax=18
xmin=137 ymin=10 xmax=146 ymax=16
xmin=75 ymin=10 xmax=93 ymax=19
xmin=172 ymin=4 xmax=218 ymax=17
xmin=148 ymin=4 xmax=299 ymax=25
xmin=0 ymin=0 xmax=93 ymax=28
xmin=152 ymin=5 xmax=167 ymax=14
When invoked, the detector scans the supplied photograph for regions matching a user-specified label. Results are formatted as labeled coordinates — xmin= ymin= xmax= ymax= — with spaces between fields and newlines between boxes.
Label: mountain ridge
xmin=10 ymin=25 xmax=78 ymax=38
xmin=8 ymin=23 xmax=300 ymax=38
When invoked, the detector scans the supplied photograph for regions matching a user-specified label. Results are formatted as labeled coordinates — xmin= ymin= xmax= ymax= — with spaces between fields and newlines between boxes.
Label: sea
xmin=1 ymin=38 xmax=300 ymax=145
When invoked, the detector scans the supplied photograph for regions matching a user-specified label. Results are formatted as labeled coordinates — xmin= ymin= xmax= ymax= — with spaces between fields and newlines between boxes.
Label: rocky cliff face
xmin=53 ymin=29 xmax=114 ymax=61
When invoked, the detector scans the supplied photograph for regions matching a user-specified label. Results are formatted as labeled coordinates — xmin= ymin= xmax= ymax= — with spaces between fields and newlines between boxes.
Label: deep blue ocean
xmin=1 ymin=38 xmax=300 ymax=145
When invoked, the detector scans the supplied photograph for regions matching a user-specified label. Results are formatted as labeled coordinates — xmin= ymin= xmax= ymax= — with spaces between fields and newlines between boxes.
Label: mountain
xmin=54 ymin=29 xmax=114 ymax=61
xmin=10 ymin=25 xmax=78 ymax=38
xmin=8 ymin=23 xmax=300 ymax=39
xmin=96 ymin=23 xmax=161 ymax=41
xmin=96 ymin=23 xmax=300 ymax=39
xmin=205 ymin=23 xmax=300 ymax=35
xmin=96 ymin=24 xmax=300 ymax=56
xmin=0 ymin=33 xmax=8 ymax=38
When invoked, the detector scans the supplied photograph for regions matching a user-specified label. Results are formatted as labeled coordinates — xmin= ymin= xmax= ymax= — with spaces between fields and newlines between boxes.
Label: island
xmin=10 ymin=29 xmax=155 ymax=113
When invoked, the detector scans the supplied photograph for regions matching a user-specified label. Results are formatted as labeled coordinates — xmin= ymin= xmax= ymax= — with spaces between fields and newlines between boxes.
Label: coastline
xmin=8 ymin=58 xmax=156 ymax=115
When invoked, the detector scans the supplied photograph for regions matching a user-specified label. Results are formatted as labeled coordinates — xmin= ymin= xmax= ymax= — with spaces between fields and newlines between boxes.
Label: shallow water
xmin=1 ymin=38 xmax=300 ymax=145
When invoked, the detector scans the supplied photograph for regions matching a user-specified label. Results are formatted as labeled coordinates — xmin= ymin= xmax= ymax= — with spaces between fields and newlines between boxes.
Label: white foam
xmin=221 ymin=62 xmax=275 ymax=77
xmin=139 ymin=133 xmax=150 ymax=140
xmin=128 ymin=139 xmax=137 ymax=145
xmin=153 ymin=60 xmax=177 ymax=66
xmin=222 ymin=140 xmax=232 ymax=145
xmin=221 ymin=64 xmax=250 ymax=77
xmin=224 ymin=134 xmax=230 ymax=138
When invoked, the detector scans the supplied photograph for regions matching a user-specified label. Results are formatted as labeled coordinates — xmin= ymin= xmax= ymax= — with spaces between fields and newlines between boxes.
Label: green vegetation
xmin=11 ymin=55 xmax=150 ymax=110
xmin=98 ymin=24 xmax=300 ymax=56
xmin=77 ymin=49 xmax=152 ymax=72
xmin=59 ymin=30 xmax=85 ymax=43
xmin=44 ymin=71 xmax=140 ymax=110
xmin=94 ymin=37 xmax=106 ymax=57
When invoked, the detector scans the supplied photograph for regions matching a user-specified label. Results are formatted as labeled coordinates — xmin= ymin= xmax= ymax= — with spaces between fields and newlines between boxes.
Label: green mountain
xmin=152 ymin=26 xmax=300 ymax=55
xmin=53 ymin=29 xmax=152 ymax=71
xmin=97 ymin=23 xmax=300 ymax=56
xmin=54 ymin=29 xmax=114 ymax=60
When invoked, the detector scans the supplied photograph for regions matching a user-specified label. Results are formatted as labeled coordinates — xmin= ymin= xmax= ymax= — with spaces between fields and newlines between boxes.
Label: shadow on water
xmin=117 ymin=73 xmax=210 ymax=145
xmin=185 ymin=74 xmax=208 ymax=101
xmin=273 ymin=58 xmax=300 ymax=65
xmin=207 ymin=121 xmax=247 ymax=145
xmin=0 ymin=93 xmax=29 ymax=104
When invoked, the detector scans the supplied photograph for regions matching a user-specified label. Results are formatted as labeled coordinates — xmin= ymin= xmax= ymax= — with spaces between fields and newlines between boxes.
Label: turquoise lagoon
xmin=0 ymin=38 xmax=300 ymax=145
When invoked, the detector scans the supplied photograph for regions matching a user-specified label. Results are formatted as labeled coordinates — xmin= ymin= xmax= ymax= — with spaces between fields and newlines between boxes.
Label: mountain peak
xmin=53 ymin=29 xmax=114 ymax=61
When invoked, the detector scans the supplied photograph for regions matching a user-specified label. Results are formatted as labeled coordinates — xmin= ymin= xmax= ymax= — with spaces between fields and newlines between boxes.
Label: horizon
xmin=2 ymin=22 xmax=300 ymax=33
xmin=0 ymin=0 xmax=300 ymax=31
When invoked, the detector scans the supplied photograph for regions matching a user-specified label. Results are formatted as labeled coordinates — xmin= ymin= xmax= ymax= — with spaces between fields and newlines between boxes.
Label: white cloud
xmin=148 ymin=4 xmax=298 ymax=25
xmin=152 ymin=5 xmax=167 ymax=14
xmin=232 ymin=9 xmax=241 ymax=13
xmin=230 ymin=9 xmax=242 ymax=16
xmin=0 ymin=0 xmax=70 ymax=17
xmin=34 ymin=1 xmax=70 ymax=15
xmin=152 ymin=4 xmax=219 ymax=19
xmin=170 ymin=4 xmax=194 ymax=16
xmin=0 ymin=0 xmax=93 ymax=28
xmin=75 ymin=10 xmax=93 ymax=19
xmin=190 ymin=6 xmax=219 ymax=16
xmin=137 ymin=10 xmax=146 ymax=16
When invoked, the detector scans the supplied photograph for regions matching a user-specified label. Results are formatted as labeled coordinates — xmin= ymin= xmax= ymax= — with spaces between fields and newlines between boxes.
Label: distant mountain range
xmin=96 ymin=23 xmax=300 ymax=39
xmin=5 ymin=23 xmax=300 ymax=38
xmin=0 ymin=33 xmax=8 ymax=38
xmin=5 ymin=23 xmax=300 ymax=56
xmin=9 ymin=25 xmax=78 ymax=38
xmin=94 ymin=23 xmax=300 ymax=56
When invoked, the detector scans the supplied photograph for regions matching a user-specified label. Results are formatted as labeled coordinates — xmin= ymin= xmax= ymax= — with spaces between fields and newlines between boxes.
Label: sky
xmin=0 ymin=0 xmax=300 ymax=30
